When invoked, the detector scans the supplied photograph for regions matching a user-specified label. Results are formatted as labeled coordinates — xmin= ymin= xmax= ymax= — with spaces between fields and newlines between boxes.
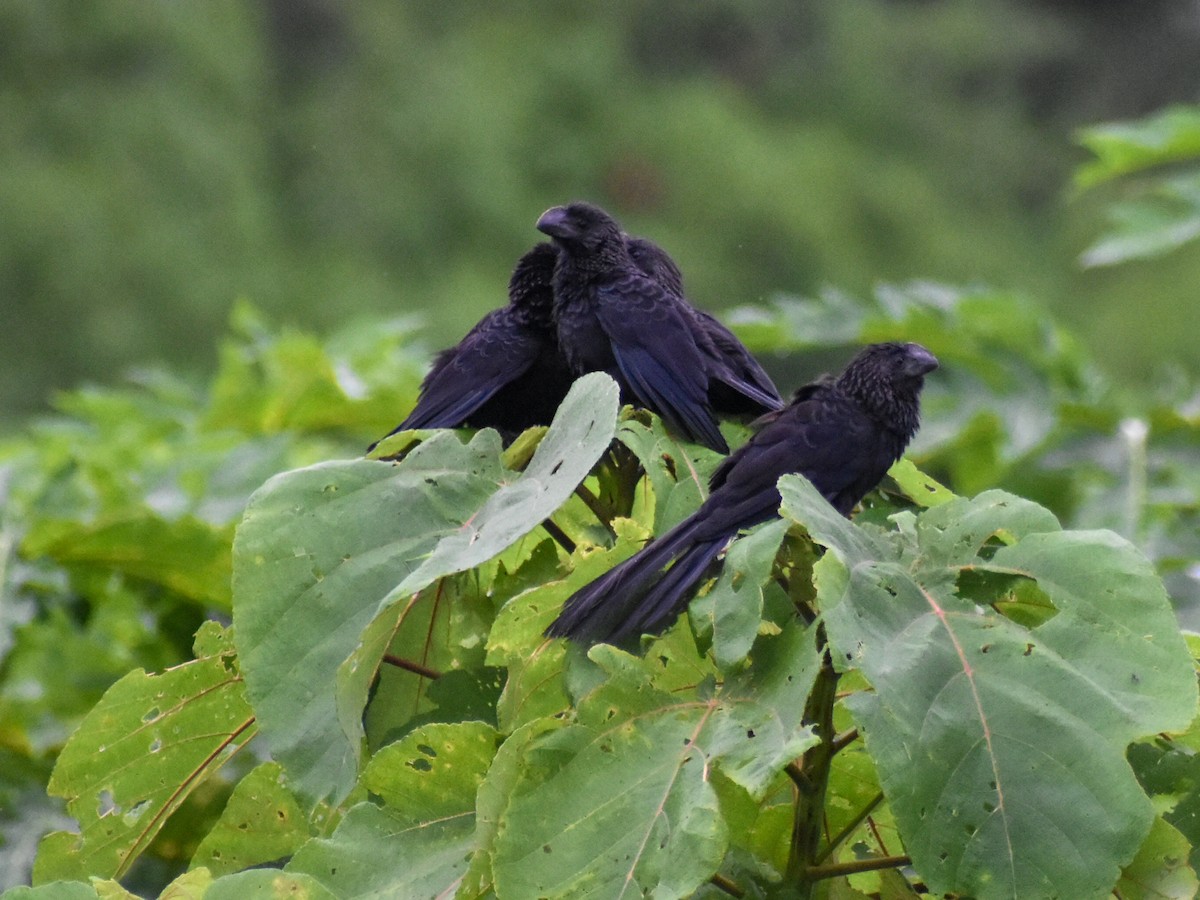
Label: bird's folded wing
xmin=394 ymin=310 xmax=543 ymax=431
xmin=595 ymin=277 xmax=727 ymax=450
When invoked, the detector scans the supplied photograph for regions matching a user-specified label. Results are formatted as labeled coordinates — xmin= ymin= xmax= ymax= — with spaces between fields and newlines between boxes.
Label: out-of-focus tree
xmin=2 ymin=0 xmax=1199 ymax=418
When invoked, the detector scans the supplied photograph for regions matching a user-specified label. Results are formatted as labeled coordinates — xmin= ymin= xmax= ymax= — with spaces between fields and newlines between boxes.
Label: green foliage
xmin=788 ymin=478 xmax=1194 ymax=896
xmin=1076 ymin=106 xmax=1200 ymax=267
xmin=231 ymin=375 xmax=618 ymax=806
xmin=3 ymin=283 xmax=1200 ymax=898
xmin=33 ymin=623 xmax=255 ymax=884
xmin=7 ymin=2 xmax=1200 ymax=419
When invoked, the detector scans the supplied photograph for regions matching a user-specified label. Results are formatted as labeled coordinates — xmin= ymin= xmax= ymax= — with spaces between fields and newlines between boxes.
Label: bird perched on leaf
xmin=368 ymin=242 xmax=574 ymax=450
xmin=545 ymin=341 xmax=938 ymax=645
xmin=536 ymin=202 xmax=783 ymax=453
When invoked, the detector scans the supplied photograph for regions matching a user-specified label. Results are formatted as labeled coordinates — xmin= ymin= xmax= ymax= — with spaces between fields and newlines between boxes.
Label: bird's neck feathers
xmin=508 ymin=289 xmax=555 ymax=330
xmin=837 ymin=364 xmax=924 ymax=442
xmin=507 ymin=245 xmax=557 ymax=326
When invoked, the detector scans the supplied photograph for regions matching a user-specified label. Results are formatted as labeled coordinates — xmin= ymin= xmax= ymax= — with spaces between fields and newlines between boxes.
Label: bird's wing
xmin=693 ymin=310 xmax=784 ymax=410
xmin=390 ymin=310 xmax=543 ymax=433
xmin=702 ymin=388 xmax=878 ymax=530
xmin=595 ymin=274 xmax=728 ymax=451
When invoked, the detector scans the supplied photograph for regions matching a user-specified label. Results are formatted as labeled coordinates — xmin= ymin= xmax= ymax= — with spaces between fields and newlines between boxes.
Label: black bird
xmin=625 ymin=237 xmax=782 ymax=420
xmin=546 ymin=341 xmax=938 ymax=645
xmin=368 ymin=243 xmax=574 ymax=450
xmin=536 ymin=203 xmax=783 ymax=453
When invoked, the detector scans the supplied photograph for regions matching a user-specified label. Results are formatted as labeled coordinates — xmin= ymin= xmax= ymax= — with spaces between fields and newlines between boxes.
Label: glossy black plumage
xmin=545 ymin=341 xmax=938 ymax=645
xmin=625 ymin=237 xmax=783 ymax=419
xmin=536 ymin=203 xmax=783 ymax=453
xmin=368 ymin=243 xmax=573 ymax=450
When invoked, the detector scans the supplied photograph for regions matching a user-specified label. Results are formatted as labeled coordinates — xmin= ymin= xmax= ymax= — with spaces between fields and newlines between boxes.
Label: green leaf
xmin=232 ymin=430 xmax=503 ymax=807
xmin=492 ymin=713 xmax=728 ymax=899
xmin=616 ymin=413 xmax=727 ymax=533
xmin=1075 ymin=106 xmax=1200 ymax=188
xmin=460 ymin=717 xmax=564 ymax=898
xmin=233 ymin=375 xmax=618 ymax=807
xmin=190 ymin=762 xmax=309 ymax=877
xmin=159 ymin=868 xmax=213 ymax=898
xmin=690 ymin=519 xmax=790 ymax=671
xmin=0 ymin=884 xmax=101 ymax=900
xmin=778 ymin=474 xmax=889 ymax=571
xmin=491 ymin=623 xmax=819 ymax=897
xmin=32 ymin=623 xmax=255 ymax=883
xmin=204 ymin=869 xmax=337 ymax=900
xmin=886 ymin=458 xmax=957 ymax=508
xmin=980 ymin=529 xmax=1197 ymax=735
xmin=1116 ymin=816 xmax=1199 ymax=900
xmin=387 ymin=372 xmax=619 ymax=600
xmin=711 ymin=620 xmax=822 ymax=798
xmin=287 ymin=722 xmax=497 ymax=898
xmin=23 ymin=513 xmax=233 ymax=609
xmin=1080 ymin=175 xmax=1200 ymax=268
xmin=787 ymin=488 xmax=1199 ymax=899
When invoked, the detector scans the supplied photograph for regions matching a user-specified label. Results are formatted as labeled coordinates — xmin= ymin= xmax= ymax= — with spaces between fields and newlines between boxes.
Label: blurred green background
xmin=3 ymin=0 xmax=1199 ymax=422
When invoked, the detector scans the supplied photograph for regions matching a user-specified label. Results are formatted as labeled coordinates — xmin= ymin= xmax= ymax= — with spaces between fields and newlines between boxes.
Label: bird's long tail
xmin=546 ymin=516 xmax=729 ymax=645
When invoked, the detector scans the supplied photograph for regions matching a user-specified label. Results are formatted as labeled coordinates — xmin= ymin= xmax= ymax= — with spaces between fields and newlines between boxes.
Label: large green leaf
xmin=232 ymin=374 xmax=618 ymax=806
xmin=287 ymin=722 xmax=497 ymax=898
xmin=387 ymin=372 xmax=619 ymax=599
xmin=782 ymin=477 xmax=1199 ymax=899
xmin=32 ymin=623 xmax=255 ymax=883
xmin=492 ymin=712 xmax=728 ymax=899
xmin=491 ymin=626 xmax=819 ymax=898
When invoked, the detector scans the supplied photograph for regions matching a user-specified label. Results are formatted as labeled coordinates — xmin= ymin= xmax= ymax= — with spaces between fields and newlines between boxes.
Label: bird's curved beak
xmin=902 ymin=343 xmax=939 ymax=377
xmin=536 ymin=206 xmax=574 ymax=240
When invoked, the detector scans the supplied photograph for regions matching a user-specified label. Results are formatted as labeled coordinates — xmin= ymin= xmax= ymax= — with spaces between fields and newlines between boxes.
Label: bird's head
xmin=535 ymin=202 xmax=625 ymax=258
xmin=838 ymin=342 xmax=938 ymax=434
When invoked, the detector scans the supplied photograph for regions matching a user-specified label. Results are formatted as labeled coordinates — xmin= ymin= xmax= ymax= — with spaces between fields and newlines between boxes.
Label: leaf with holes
xmin=783 ymin=480 xmax=1198 ymax=900
xmin=492 ymin=712 xmax=728 ymax=899
xmin=31 ymin=622 xmax=255 ymax=883
xmin=286 ymin=722 xmax=497 ymax=897
xmin=491 ymin=626 xmax=819 ymax=898
xmin=387 ymin=371 xmax=619 ymax=599
xmin=233 ymin=375 xmax=617 ymax=807
xmin=616 ymin=413 xmax=727 ymax=533
xmin=189 ymin=762 xmax=309 ymax=877
xmin=232 ymin=429 xmax=503 ymax=808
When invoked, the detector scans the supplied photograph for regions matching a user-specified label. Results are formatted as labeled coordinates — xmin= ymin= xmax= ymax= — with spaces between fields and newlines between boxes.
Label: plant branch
xmin=816 ymin=791 xmax=883 ymax=864
xmin=708 ymin=872 xmax=744 ymax=898
xmin=382 ymin=654 xmax=442 ymax=679
xmin=831 ymin=727 xmax=859 ymax=754
xmin=786 ymin=624 xmax=839 ymax=895
xmin=540 ymin=517 xmax=576 ymax=554
xmin=574 ymin=482 xmax=617 ymax=537
xmin=785 ymin=760 xmax=817 ymax=795
xmin=804 ymin=854 xmax=911 ymax=881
